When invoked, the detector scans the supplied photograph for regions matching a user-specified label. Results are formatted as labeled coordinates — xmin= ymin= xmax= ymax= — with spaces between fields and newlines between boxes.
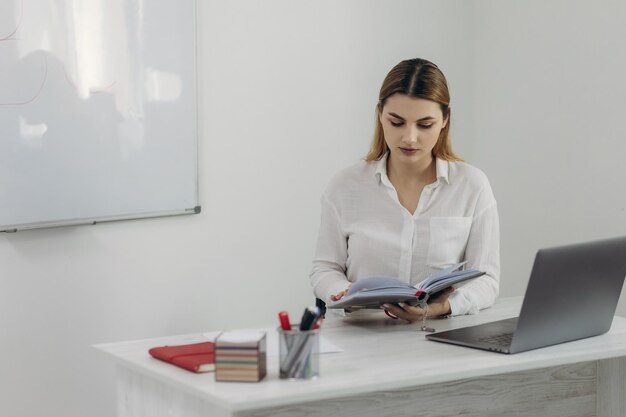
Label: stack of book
xmin=215 ymin=330 xmax=267 ymax=382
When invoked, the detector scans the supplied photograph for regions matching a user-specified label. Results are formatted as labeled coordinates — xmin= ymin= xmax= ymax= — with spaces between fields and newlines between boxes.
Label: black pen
xmin=299 ymin=306 xmax=320 ymax=331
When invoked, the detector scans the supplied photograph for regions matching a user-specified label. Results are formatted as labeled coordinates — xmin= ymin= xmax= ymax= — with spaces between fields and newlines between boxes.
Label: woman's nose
xmin=402 ymin=124 xmax=418 ymax=144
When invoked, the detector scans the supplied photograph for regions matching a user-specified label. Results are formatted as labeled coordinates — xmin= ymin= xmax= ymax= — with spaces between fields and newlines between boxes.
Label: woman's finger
xmin=383 ymin=303 xmax=409 ymax=320
xmin=384 ymin=303 xmax=425 ymax=322
xmin=330 ymin=289 xmax=348 ymax=301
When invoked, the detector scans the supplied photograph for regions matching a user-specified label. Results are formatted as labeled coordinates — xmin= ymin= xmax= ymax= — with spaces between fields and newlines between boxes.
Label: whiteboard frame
xmin=0 ymin=0 xmax=201 ymax=233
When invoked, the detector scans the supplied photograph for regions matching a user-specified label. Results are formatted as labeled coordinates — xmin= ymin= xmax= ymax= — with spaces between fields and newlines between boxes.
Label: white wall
xmin=2 ymin=2 xmax=626 ymax=416
xmin=470 ymin=0 xmax=626 ymax=303
xmin=0 ymin=2 xmax=473 ymax=417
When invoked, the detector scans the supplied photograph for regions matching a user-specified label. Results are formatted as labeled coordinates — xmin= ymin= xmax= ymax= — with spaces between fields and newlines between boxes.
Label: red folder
xmin=149 ymin=341 xmax=215 ymax=373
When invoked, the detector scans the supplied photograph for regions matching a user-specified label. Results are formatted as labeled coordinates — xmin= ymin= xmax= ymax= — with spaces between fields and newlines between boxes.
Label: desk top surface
xmin=95 ymin=297 xmax=626 ymax=412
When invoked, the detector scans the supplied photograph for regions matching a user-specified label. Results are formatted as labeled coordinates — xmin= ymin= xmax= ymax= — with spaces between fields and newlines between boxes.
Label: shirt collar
xmin=374 ymin=152 xmax=393 ymax=188
xmin=435 ymin=157 xmax=450 ymax=185
xmin=374 ymin=152 xmax=450 ymax=186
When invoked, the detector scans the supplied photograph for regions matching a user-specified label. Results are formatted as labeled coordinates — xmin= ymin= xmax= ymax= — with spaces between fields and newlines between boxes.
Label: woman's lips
xmin=400 ymin=148 xmax=418 ymax=155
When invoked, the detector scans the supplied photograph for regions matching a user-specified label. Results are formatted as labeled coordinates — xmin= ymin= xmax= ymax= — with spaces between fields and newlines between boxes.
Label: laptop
xmin=426 ymin=236 xmax=626 ymax=354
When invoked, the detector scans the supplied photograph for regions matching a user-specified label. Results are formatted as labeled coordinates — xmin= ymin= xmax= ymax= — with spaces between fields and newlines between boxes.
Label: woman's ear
xmin=442 ymin=108 xmax=450 ymax=129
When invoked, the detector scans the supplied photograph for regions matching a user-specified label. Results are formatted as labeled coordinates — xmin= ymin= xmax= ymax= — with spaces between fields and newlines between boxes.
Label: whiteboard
xmin=0 ymin=0 xmax=199 ymax=232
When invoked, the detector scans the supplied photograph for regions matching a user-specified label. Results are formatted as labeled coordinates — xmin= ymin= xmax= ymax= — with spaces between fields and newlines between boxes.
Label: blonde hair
xmin=365 ymin=58 xmax=462 ymax=162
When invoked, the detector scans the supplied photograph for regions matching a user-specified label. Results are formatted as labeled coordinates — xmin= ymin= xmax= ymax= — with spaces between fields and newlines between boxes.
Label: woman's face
xmin=378 ymin=93 xmax=448 ymax=164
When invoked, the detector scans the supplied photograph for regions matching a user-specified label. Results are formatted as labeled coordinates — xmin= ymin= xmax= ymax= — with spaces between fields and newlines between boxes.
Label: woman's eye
xmin=389 ymin=121 xmax=434 ymax=128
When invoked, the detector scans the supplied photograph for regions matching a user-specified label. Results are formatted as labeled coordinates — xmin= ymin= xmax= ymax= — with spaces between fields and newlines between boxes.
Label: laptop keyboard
xmin=478 ymin=332 xmax=513 ymax=347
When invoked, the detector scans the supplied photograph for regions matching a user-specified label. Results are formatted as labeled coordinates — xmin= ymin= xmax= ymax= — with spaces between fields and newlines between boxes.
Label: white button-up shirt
xmin=309 ymin=153 xmax=500 ymax=316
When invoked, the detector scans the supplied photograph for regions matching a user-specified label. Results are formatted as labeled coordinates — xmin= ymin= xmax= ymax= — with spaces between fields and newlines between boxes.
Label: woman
xmin=309 ymin=58 xmax=500 ymax=322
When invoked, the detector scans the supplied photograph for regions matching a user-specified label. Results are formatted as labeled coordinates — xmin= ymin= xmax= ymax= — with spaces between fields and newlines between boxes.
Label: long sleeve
xmin=309 ymin=195 xmax=351 ymax=303
xmin=448 ymin=186 xmax=500 ymax=316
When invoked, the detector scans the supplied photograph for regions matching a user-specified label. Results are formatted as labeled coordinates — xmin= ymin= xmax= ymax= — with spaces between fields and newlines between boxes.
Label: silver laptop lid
xmin=510 ymin=236 xmax=626 ymax=353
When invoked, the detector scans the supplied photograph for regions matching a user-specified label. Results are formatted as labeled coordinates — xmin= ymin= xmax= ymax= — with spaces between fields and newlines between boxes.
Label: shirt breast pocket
xmin=427 ymin=216 xmax=472 ymax=266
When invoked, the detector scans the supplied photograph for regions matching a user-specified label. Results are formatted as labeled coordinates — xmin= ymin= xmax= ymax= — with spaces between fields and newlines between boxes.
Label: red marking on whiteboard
xmin=0 ymin=0 xmax=24 ymax=41
xmin=0 ymin=55 xmax=48 ymax=106
xmin=62 ymin=65 xmax=117 ymax=94
xmin=91 ymin=81 xmax=117 ymax=94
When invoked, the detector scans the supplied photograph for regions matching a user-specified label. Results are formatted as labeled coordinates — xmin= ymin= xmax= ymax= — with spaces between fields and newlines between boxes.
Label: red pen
xmin=313 ymin=317 xmax=323 ymax=330
xmin=278 ymin=311 xmax=292 ymax=331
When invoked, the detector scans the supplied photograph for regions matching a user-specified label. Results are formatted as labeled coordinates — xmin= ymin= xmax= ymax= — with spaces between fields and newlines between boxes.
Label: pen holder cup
xmin=278 ymin=326 xmax=320 ymax=380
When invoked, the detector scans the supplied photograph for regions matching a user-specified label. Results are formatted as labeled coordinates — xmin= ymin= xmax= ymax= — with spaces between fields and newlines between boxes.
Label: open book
xmin=326 ymin=262 xmax=485 ymax=311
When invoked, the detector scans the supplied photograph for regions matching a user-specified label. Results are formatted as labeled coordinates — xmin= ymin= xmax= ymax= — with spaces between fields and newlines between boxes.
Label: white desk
xmin=96 ymin=297 xmax=626 ymax=417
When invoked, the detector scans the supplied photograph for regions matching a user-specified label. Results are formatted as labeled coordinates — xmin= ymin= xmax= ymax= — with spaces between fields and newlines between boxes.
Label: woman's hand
xmin=382 ymin=287 xmax=455 ymax=322
xmin=330 ymin=284 xmax=352 ymax=301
